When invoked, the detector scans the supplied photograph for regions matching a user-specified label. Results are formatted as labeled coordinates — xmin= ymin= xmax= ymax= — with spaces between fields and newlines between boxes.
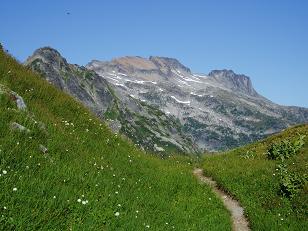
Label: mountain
xmin=0 ymin=45 xmax=231 ymax=230
xmin=25 ymin=48 xmax=196 ymax=154
xmin=25 ymin=47 xmax=308 ymax=152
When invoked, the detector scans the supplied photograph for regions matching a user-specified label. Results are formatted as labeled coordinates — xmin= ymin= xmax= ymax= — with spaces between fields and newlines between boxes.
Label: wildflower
xmin=4 ymin=206 xmax=7 ymax=210
xmin=146 ymin=225 xmax=150 ymax=228
xmin=53 ymin=196 xmax=56 ymax=199
xmin=82 ymin=200 xmax=87 ymax=205
xmin=13 ymin=187 xmax=17 ymax=191
xmin=2 ymin=170 xmax=7 ymax=175
xmin=77 ymin=199 xmax=81 ymax=203
xmin=115 ymin=212 xmax=120 ymax=216
xmin=115 ymin=191 xmax=119 ymax=194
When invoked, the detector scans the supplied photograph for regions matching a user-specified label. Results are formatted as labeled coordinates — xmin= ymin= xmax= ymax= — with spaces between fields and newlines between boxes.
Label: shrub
xmin=267 ymin=134 xmax=305 ymax=160
xmin=277 ymin=163 xmax=308 ymax=198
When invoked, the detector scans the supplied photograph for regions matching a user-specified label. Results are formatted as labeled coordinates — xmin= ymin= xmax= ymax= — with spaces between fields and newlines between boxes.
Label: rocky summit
xmin=25 ymin=47 xmax=308 ymax=153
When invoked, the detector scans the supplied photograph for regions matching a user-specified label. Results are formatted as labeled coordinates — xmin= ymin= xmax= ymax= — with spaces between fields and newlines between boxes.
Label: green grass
xmin=203 ymin=124 xmax=308 ymax=230
xmin=0 ymin=49 xmax=231 ymax=229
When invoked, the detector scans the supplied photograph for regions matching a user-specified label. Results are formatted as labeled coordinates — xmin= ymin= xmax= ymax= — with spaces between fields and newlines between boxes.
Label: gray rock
xmin=0 ymin=84 xmax=27 ymax=110
xmin=10 ymin=122 xmax=30 ymax=133
xmin=39 ymin=144 xmax=48 ymax=154
xmin=12 ymin=92 xmax=27 ymax=110
xmin=154 ymin=144 xmax=165 ymax=152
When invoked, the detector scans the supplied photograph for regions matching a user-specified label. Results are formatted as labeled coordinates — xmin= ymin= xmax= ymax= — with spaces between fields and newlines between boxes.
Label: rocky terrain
xmin=25 ymin=47 xmax=308 ymax=153
xmin=25 ymin=48 xmax=196 ymax=154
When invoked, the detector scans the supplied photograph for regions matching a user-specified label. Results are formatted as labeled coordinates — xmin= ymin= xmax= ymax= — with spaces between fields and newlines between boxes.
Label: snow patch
xmin=193 ymin=74 xmax=208 ymax=78
xmin=183 ymin=77 xmax=202 ymax=83
xmin=170 ymin=96 xmax=190 ymax=104
xmin=129 ymin=94 xmax=137 ymax=99
xmin=190 ymin=92 xmax=203 ymax=97
xmin=114 ymin=83 xmax=127 ymax=88
xmin=177 ymin=79 xmax=191 ymax=87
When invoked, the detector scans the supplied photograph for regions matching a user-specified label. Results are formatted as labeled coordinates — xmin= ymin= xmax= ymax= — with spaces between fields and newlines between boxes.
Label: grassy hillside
xmin=203 ymin=124 xmax=308 ymax=230
xmin=0 ymin=49 xmax=232 ymax=230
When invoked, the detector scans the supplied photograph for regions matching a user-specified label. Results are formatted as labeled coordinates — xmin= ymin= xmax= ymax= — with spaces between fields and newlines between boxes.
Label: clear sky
xmin=1 ymin=0 xmax=307 ymax=107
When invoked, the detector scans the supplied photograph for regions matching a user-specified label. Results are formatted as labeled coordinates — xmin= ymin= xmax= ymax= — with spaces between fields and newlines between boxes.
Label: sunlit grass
xmin=0 ymin=48 xmax=231 ymax=230
xmin=203 ymin=124 xmax=308 ymax=230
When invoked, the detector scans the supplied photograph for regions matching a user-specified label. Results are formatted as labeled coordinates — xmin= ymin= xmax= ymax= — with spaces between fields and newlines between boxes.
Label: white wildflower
xmin=115 ymin=212 xmax=120 ymax=216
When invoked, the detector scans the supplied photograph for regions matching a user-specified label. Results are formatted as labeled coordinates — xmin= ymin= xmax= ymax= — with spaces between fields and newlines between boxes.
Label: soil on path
xmin=193 ymin=168 xmax=250 ymax=231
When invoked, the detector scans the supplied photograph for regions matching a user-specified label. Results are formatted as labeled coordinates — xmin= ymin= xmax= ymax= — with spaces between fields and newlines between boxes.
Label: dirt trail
xmin=193 ymin=168 xmax=250 ymax=231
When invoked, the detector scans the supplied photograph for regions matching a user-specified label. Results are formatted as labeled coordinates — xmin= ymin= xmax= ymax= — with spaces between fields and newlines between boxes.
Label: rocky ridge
xmin=25 ymin=47 xmax=308 ymax=152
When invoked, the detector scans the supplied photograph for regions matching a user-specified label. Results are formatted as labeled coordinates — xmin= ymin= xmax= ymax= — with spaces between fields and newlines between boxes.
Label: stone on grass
xmin=39 ymin=144 xmax=48 ymax=154
xmin=11 ymin=122 xmax=30 ymax=133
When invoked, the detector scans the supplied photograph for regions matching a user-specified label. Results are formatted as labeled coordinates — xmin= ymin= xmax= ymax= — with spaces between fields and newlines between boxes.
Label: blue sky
xmin=1 ymin=0 xmax=307 ymax=107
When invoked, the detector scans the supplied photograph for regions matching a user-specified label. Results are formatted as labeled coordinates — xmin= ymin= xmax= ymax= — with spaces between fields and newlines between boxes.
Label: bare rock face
xmin=26 ymin=48 xmax=196 ymax=154
xmin=25 ymin=47 xmax=114 ymax=117
xmin=26 ymin=47 xmax=308 ymax=153
xmin=208 ymin=69 xmax=258 ymax=97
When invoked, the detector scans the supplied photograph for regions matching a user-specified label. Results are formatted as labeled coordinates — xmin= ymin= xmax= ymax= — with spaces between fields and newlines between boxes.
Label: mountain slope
xmin=87 ymin=55 xmax=308 ymax=150
xmin=0 ymin=47 xmax=231 ymax=229
xmin=25 ymin=47 xmax=197 ymax=154
xmin=26 ymin=48 xmax=308 ymax=152
xmin=203 ymin=124 xmax=308 ymax=230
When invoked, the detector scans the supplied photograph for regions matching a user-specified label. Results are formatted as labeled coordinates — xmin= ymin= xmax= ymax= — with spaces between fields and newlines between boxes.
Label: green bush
xmin=267 ymin=134 xmax=305 ymax=160
xmin=277 ymin=163 xmax=308 ymax=198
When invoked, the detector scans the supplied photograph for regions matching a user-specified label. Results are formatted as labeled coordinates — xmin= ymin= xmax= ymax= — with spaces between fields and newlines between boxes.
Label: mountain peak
xmin=29 ymin=47 xmax=64 ymax=62
xmin=149 ymin=56 xmax=191 ymax=73
xmin=25 ymin=47 xmax=68 ymax=69
xmin=111 ymin=56 xmax=157 ymax=71
xmin=208 ymin=69 xmax=259 ymax=97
